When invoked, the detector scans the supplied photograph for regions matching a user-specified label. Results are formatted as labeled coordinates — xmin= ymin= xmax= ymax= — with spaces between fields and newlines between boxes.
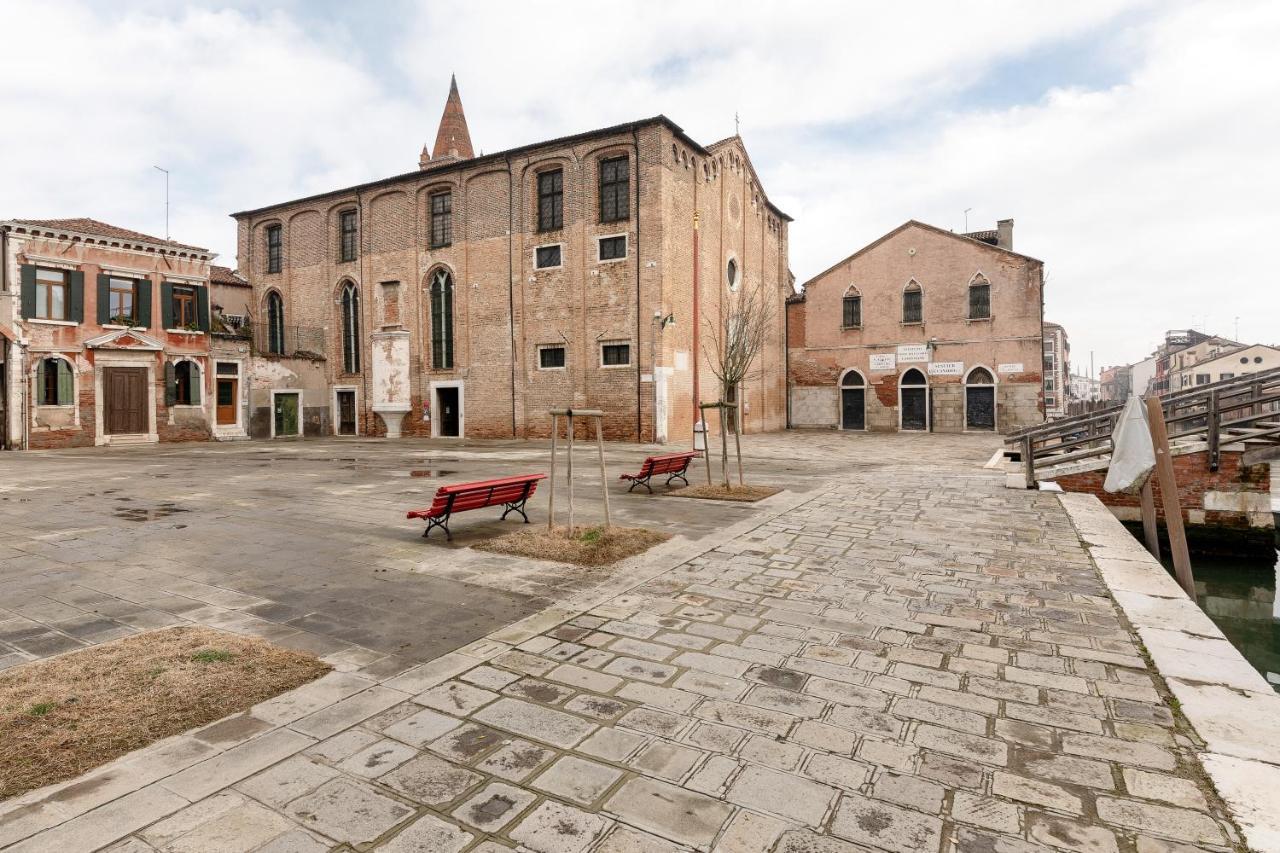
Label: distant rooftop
xmin=3 ymin=217 xmax=211 ymax=255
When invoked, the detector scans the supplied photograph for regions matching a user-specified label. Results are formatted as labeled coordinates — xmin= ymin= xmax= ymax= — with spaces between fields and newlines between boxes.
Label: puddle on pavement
xmin=114 ymin=504 xmax=190 ymax=522
xmin=409 ymin=469 xmax=457 ymax=478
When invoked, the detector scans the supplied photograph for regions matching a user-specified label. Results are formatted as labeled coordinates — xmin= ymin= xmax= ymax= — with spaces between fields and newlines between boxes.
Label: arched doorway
xmin=965 ymin=366 xmax=996 ymax=430
xmin=839 ymin=369 xmax=865 ymax=430
xmin=900 ymin=368 xmax=929 ymax=431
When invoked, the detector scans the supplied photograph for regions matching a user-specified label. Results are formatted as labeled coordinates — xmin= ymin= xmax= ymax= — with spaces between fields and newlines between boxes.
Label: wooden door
xmin=901 ymin=387 xmax=928 ymax=431
xmin=966 ymin=386 xmax=996 ymax=430
xmin=337 ymin=390 xmax=356 ymax=435
xmin=104 ymin=367 xmax=148 ymax=434
xmin=840 ymin=388 xmax=865 ymax=430
xmin=438 ymin=388 xmax=459 ymax=436
xmin=216 ymin=378 xmax=238 ymax=425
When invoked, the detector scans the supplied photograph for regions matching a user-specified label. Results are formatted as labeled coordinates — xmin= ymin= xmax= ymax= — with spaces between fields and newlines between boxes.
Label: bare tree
xmin=702 ymin=278 xmax=776 ymax=487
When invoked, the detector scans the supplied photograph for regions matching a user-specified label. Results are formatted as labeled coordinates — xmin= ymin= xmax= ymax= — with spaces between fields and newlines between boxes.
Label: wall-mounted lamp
xmin=656 ymin=312 xmax=676 ymax=330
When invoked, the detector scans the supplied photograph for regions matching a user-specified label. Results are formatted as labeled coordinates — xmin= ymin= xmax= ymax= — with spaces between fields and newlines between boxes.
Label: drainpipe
xmin=691 ymin=172 xmax=700 ymax=434
xmin=507 ymin=155 xmax=516 ymax=437
xmin=633 ymin=128 xmax=642 ymax=442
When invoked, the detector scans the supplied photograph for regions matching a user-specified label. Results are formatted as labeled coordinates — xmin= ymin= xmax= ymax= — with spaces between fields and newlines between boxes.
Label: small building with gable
xmin=787 ymin=219 xmax=1045 ymax=433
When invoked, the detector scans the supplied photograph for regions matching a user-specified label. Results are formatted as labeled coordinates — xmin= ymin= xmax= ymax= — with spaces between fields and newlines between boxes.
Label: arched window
xmin=266 ymin=291 xmax=285 ymax=355
xmin=902 ymin=281 xmax=923 ymax=324
xmin=968 ymin=274 xmax=991 ymax=320
xmin=840 ymin=370 xmax=865 ymax=387
xmin=173 ymin=360 xmax=201 ymax=406
xmin=340 ymin=281 xmax=360 ymax=373
xmin=842 ymin=286 xmax=861 ymax=328
xmin=726 ymin=258 xmax=738 ymax=292
xmin=430 ymin=268 xmax=454 ymax=369
xmin=966 ymin=367 xmax=995 ymax=385
xmin=36 ymin=357 xmax=73 ymax=406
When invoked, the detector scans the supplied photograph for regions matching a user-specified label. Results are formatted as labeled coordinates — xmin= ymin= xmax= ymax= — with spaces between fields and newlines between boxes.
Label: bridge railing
xmin=1006 ymin=365 xmax=1280 ymax=487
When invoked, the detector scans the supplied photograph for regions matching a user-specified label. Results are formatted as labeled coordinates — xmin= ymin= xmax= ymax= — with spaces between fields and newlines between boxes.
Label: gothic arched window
xmin=430 ymin=269 xmax=454 ymax=369
xmin=266 ymin=291 xmax=285 ymax=355
xmin=340 ymin=281 xmax=360 ymax=373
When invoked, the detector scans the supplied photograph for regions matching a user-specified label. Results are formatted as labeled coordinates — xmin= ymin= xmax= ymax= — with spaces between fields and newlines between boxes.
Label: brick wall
xmin=1054 ymin=450 xmax=1271 ymax=529
xmin=787 ymin=222 xmax=1044 ymax=434
xmin=235 ymin=119 xmax=790 ymax=444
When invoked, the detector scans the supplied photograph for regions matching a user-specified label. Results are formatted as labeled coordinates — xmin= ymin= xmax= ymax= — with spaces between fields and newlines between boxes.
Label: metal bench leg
xmin=666 ymin=471 xmax=689 ymax=488
xmin=423 ymin=514 xmax=451 ymax=541
xmin=500 ymin=498 xmax=530 ymax=523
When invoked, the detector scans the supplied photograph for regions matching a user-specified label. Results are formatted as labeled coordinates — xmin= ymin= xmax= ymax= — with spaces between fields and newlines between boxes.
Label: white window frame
xmin=537 ymin=344 xmax=568 ymax=371
xmin=533 ymin=243 xmax=564 ymax=271
xmin=170 ymin=357 xmax=204 ymax=409
xmin=600 ymin=341 xmax=632 ymax=369
xmin=596 ymin=233 xmax=628 ymax=264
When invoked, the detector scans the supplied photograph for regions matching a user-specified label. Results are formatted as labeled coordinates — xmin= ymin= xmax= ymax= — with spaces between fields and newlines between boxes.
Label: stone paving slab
xmin=0 ymin=434 xmax=1258 ymax=852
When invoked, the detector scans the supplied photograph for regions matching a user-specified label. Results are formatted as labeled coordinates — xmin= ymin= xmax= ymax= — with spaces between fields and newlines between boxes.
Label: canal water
xmin=1173 ymin=548 xmax=1280 ymax=692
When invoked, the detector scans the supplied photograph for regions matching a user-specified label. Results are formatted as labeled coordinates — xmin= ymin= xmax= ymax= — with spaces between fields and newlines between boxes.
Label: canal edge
xmin=1059 ymin=490 xmax=1280 ymax=852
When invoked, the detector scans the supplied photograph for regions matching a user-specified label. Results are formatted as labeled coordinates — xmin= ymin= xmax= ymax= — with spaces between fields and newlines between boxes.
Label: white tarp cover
xmin=1104 ymin=395 xmax=1156 ymax=494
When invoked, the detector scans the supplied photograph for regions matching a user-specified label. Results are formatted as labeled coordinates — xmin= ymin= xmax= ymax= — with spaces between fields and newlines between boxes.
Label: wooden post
xmin=547 ymin=414 xmax=558 ymax=530
xmin=1022 ymin=435 xmax=1036 ymax=489
xmin=566 ymin=410 xmax=575 ymax=532
xmin=718 ymin=402 xmax=730 ymax=488
xmin=1139 ymin=478 xmax=1160 ymax=559
xmin=733 ymin=402 xmax=744 ymax=487
xmin=1207 ymin=389 xmax=1220 ymax=472
xmin=1146 ymin=397 xmax=1195 ymax=597
xmin=594 ymin=416 xmax=611 ymax=528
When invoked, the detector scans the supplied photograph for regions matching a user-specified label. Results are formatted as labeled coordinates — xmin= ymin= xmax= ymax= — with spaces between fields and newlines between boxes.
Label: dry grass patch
xmin=671 ymin=483 xmax=781 ymax=502
xmin=474 ymin=524 xmax=671 ymax=567
xmin=0 ymin=626 xmax=329 ymax=800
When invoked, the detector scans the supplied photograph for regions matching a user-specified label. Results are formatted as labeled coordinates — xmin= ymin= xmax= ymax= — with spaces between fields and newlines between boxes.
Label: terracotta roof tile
xmin=7 ymin=218 xmax=209 ymax=253
xmin=209 ymin=265 xmax=249 ymax=286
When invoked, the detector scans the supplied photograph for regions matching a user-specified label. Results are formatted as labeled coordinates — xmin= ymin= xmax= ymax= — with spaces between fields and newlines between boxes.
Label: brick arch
xmin=253 ymin=218 xmax=284 ymax=275
xmin=288 ymin=209 xmax=322 ymax=267
xmin=367 ymin=190 xmax=412 ymax=253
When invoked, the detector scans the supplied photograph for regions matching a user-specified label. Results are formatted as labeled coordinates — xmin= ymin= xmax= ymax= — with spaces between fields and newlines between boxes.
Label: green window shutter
xmin=164 ymin=362 xmax=177 ymax=406
xmin=196 ymin=286 xmax=209 ymax=332
xmin=19 ymin=265 xmax=36 ymax=318
xmin=97 ymin=274 xmax=111 ymax=324
xmin=189 ymin=364 xmax=201 ymax=405
xmin=57 ymin=360 xmax=73 ymax=405
xmin=68 ymin=271 xmax=85 ymax=323
xmin=136 ymin=279 xmax=152 ymax=327
xmin=35 ymin=358 xmax=45 ymax=403
xmin=161 ymin=282 xmax=174 ymax=329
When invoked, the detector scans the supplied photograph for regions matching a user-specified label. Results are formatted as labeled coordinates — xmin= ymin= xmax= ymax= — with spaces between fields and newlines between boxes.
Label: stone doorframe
xmin=429 ymin=380 xmax=464 ymax=438
xmin=331 ymin=384 xmax=360 ymax=436
xmin=93 ymin=352 xmax=158 ymax=446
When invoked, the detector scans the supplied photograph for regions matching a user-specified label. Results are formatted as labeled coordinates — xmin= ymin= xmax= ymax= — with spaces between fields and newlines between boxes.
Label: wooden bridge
xmin=1005 ymin=365 xmax=1280 ymax=488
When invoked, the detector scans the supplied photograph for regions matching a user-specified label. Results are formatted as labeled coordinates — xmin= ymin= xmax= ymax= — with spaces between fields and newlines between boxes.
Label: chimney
xmin=996 ymin=218 xmax=1014 ymax=251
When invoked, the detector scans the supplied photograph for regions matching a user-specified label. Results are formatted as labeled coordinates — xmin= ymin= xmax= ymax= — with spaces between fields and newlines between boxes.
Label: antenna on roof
xmin=734 ymin=112 xmax=740 ymax=136
xmin=153 ymin=166 xmax=170 ymax=239
xmin=964 ymin=208 xmax=972 ymax=232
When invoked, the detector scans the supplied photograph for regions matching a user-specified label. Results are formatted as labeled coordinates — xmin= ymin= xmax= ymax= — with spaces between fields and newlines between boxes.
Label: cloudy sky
xmin=2 ymin=0 xmax=1277 ymax=371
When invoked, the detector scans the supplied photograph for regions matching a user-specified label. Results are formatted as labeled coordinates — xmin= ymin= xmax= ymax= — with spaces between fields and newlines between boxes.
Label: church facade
xmin=231 ymin=79 xmax=792 ymax=443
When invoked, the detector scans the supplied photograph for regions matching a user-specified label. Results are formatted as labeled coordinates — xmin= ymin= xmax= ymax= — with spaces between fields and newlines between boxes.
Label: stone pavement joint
xmin=0 ymin=434 xmax=1251 ymax=852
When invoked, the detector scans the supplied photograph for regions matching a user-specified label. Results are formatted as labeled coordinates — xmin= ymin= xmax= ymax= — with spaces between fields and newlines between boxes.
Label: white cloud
xmin=1 ymin=0 xmax=1276 ymax=370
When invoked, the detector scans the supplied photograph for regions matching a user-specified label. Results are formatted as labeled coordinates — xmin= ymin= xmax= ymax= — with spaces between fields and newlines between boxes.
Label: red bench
xmin=619 ymin=451 xmax=701 ymax=493
xmin=406 ymin=473 xmax=547 ymax=541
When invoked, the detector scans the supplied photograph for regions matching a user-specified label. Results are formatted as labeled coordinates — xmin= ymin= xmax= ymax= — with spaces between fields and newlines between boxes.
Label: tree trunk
xmin=734 ymin=407 xmax=744 ymax=486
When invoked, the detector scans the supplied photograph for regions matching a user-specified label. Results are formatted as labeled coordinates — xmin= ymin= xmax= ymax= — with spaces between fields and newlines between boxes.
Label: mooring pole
xmin=1145 ymin=397 xmax=1195 ymax=597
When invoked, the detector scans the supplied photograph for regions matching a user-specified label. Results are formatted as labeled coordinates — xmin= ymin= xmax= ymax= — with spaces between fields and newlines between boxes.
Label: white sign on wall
xmin=928 ymin=361 xmax=964 ymax=376
xmin=869 ymin=353 xmax=897 ymax=372
xmin=897 ymin=344 xmax=929 ymax=363
xmin=675 ymin=351 xmax=689 ymax=371
xmin=998 ymin=363 xmax=1024 ymax=374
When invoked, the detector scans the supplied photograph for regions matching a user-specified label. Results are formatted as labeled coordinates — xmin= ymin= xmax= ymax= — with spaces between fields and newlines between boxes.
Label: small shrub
xmin=28 ymin=702 xmax=55 ymax=717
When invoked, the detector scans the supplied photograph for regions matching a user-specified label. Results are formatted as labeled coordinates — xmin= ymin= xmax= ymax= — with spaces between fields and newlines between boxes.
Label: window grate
xmin=968 ymin=283 xmax=991 ymax=319
xmin=266 ymin=225 xmax=282 ymax=273
xmin=535 ymin=245 xmax=562 ymax=269
xmin=842 ymin=295 xmax=861 ymax=328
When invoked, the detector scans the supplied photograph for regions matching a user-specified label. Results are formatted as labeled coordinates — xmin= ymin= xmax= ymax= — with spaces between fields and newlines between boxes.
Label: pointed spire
xmin=419 ymin=142 xmax=431 ymax=169
xmin=430 ymin=74 xmax=474 ymax=163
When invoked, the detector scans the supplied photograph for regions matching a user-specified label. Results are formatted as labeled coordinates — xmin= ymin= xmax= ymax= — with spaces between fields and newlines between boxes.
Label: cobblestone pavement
xmin=0 ymin=434 xmax=1246 ymax=852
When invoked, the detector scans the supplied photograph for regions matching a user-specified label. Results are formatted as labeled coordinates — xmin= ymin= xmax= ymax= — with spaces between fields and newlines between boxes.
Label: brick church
xmin=231 ymin=78 xmax=792 ymax=443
